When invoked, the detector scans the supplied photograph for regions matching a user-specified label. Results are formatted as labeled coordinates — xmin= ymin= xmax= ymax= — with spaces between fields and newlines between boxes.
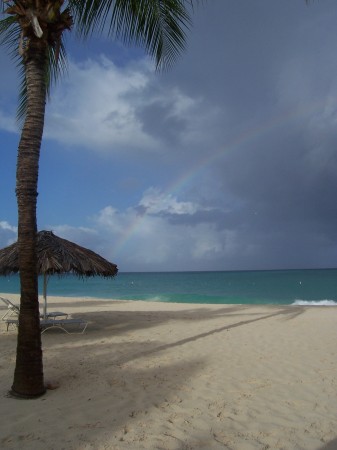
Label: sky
xmin=1 ymin=0 xmax=337 ymax=272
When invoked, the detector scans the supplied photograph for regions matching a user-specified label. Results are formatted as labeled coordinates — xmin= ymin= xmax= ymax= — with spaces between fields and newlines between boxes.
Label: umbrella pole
xmin=43 ymin=274 xmax=48 ymax=319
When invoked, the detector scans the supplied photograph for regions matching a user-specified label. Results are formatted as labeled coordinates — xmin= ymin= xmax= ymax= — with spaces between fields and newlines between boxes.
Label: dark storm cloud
xmin=150 ymin=0 xmax=337 ymax=269
xmin=136 ymin=98 xmax=189 ymax=145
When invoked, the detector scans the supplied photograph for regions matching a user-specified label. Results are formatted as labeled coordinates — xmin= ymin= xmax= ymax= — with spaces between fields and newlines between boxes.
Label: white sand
xmin=0 ymin=293 xmax=336 ymax=450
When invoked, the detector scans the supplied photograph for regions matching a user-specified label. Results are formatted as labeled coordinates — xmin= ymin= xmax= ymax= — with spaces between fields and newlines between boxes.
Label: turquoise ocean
xmin=0 ymin=269 xmax=336 ymax=306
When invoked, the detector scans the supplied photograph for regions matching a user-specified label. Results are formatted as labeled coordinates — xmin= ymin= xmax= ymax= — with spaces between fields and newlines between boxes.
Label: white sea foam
xmin=292 ymin=299 xmax=337 ymax=306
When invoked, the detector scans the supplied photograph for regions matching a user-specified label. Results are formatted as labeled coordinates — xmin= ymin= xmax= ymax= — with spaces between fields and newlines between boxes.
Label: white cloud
xmin=0 ymin=221 xmax=17 ymax=247
xmin=92 ymin=206 xmax=230 ymax=270
xmin=49 ymin=224 xmax=97 ymax=238
xmin=44 ymin=56 xmax=156 ymax=152
xmin=0 ymin=221 xmax=17 ymax=232
xmin=139 ymin=187 xmax=199 ymax=215
xmin=47 ymin=189 xmax=236 ymax=271
xmin=0 ymin=49 xmax=222 ymax=163
xmin=43 ymin=55 xmax=221 ymax=159
xmin=42 ymin=185 xmax=238 ymax=271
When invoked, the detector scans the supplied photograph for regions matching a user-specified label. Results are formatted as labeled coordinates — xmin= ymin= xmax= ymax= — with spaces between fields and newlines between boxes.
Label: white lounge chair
xmin=40 ymin=318 xmax=88 ymax=334
xmin=0 ymin=296 xmax=67 ymax=321
xmin=0 ymin=297 xmax=20 ymax=320
xmin=5 ymin=317 xmax=88 ymax=334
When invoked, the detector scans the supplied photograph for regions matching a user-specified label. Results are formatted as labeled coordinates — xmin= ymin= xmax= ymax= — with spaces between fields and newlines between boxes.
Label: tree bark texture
xmin=11 ymin=39 xmax=48 ymax=398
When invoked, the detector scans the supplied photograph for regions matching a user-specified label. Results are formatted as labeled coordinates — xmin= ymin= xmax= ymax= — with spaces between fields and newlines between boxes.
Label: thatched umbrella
xmin=0 ymin=230 xmax=118 ymax=318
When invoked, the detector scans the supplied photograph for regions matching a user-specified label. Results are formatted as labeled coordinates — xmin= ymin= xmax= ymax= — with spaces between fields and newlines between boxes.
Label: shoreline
xmin=2 ymin=292 xmax=337 ymax=307
xmin=1 ymin=294 xmax=336 ymax=449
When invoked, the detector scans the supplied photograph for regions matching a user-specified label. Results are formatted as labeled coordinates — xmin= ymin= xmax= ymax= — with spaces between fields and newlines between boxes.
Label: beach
xmin=0 ymin=294 xmax=336 ymax=450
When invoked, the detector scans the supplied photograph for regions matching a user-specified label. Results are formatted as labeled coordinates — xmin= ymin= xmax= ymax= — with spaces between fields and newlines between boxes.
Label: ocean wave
xmin=292 ymin=299 xmax=337 ymax=306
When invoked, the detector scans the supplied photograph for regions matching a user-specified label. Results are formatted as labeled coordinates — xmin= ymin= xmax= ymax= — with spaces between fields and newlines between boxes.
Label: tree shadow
xmin=69 ymin=304 xmax=304 ymax=335
xmin=111 ymin=306 xmax=304 ymax=366
xmin=320 ymin=437 xmax=337 ymax=450
xmin=43 ymin=305 xmax=305 ymax=368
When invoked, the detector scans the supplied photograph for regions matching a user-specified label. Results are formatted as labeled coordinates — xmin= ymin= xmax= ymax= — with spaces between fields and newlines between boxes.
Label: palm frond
xmin=0 ymin=0 xmax=7 ymax=13
xmin=0 ymin=16 xmax=26 ymax=124
xmin=70 ymin=0 xmax=196 ymax=70
xmin=16 ymin=62 xmax=27 ymax=124
xmin=0 ymin=15 xmax=20 ymax=54
xmin=47 ymin=40 xmax=68 ymax=95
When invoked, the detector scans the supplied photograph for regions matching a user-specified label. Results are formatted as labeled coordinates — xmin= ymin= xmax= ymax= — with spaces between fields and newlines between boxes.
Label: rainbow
xmin=114 ymin=101 xmax=321 ymax=255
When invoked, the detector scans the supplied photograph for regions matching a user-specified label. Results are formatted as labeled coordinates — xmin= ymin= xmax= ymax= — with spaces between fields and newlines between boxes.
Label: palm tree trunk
xmin=11 ymin=39 xmax=47 ymax=398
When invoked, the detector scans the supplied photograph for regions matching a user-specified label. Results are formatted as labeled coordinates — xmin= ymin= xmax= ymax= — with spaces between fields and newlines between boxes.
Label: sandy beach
xmin=0 ymin=294 xmax=336 ymax=450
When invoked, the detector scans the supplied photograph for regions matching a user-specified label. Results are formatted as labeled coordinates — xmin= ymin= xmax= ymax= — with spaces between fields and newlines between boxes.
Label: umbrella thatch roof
xmin=0 ymin=230 xmax=118 ymax=278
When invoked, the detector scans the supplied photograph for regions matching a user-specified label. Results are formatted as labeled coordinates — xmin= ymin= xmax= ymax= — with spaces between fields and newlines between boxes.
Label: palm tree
xmin=0 ymin=0 xmax=197 ymax=398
